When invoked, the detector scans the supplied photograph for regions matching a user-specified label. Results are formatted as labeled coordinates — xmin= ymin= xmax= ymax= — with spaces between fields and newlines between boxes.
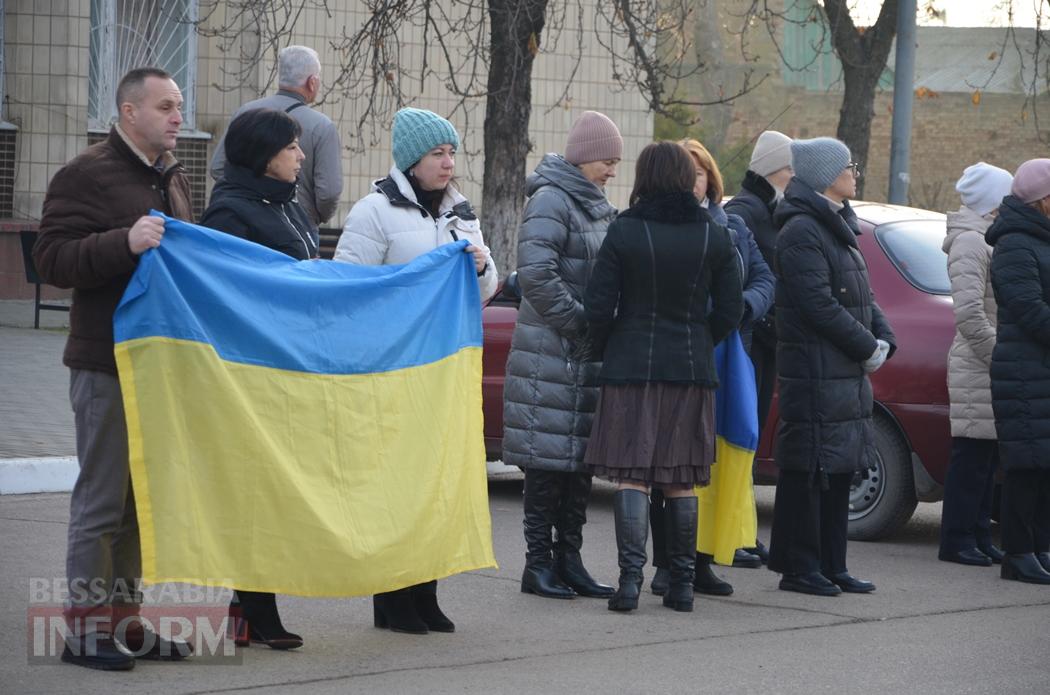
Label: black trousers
xmin=939 ymin=437 xmax=998 ymax=554
xmin=768 ymin=470 xmax=853 ymax=576
xmin=749 ymin=340 xmax=776 ymax=447
xmin=1000 ymin=468 xmax=1050 ymax=555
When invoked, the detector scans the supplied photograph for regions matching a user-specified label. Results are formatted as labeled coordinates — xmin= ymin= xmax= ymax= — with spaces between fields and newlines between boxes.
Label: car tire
xmin=847 ymin=414 xmax=919 ymax=541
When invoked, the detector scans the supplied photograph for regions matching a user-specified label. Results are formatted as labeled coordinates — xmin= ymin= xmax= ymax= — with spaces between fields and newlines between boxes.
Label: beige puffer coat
xmin=944 ymin=205 xmax=998 ymax=439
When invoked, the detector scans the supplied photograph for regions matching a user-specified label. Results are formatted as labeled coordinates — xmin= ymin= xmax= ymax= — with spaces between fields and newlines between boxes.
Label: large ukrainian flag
xmin=696 ymin=330 xmax=760 ymax=565
xmin=113 ymin=214 xmax=496 ymax=597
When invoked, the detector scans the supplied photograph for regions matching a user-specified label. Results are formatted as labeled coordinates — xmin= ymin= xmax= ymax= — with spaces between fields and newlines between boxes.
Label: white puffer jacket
xmin=944 ymin=205 xmax=998 ymax=440
xmin=334 ymin=166 xmax=498 ymax=302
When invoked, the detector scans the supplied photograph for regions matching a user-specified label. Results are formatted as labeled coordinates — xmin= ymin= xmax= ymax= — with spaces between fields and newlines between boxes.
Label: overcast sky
xmin=852 ymin=0 xmax=1045 ymax=27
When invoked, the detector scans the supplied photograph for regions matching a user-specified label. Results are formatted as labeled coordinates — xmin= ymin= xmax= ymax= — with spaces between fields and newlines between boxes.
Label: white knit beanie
xmin=956 ymin=162 xmax=1013 ymax=216
xmin=749 ymin=130 xmax=793 ymax=177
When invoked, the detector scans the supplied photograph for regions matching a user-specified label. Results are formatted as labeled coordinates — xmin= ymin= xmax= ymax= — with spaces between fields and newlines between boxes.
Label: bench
xmin=19 ymin=229 xmax=70 ymax=329
xmin=318 ymin=227 xmax=340 ymax=260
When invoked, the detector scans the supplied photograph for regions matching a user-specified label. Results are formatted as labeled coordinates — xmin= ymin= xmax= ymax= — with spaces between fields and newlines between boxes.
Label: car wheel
xmin=847 ymin=414 xmax=918 ymax=541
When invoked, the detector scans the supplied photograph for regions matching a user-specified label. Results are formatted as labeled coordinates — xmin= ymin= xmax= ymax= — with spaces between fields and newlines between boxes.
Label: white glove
xmin=862 ymin=339 xmax=890 ymax=373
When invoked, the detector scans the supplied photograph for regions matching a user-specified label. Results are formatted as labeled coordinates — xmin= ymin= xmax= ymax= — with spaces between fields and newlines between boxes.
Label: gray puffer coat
xmin=502 ymin=154 xmax=616 ymax=471
xmin=944 ymin=206 xmax=998 ymax=440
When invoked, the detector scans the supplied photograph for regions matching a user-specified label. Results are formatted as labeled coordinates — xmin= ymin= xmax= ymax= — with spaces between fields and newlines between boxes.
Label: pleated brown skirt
xmin=584 ymin=382 xmax=715 ymax=486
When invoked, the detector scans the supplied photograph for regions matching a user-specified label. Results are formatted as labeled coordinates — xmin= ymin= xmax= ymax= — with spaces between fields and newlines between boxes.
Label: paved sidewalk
xmin=0 ymin=322 xmax=74 ymax=459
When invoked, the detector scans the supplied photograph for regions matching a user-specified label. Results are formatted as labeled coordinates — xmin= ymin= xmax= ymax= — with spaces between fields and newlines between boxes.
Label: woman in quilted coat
xmin=767 ymin=137 xmax=896 ymax=597
xmin=503 ymin=111 xmax=622 ymax=601
xmin=939 ymin=162 xmax=1013 ymax=568
xmin=986 ymin=158 xmax=1050 ymax=585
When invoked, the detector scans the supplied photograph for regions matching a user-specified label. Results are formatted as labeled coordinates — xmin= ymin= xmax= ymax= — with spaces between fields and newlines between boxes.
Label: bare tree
xmin=197 ymin=0 xmax=762 ymax=273
xmin=730 ymin=0 xmax=900 ymax=197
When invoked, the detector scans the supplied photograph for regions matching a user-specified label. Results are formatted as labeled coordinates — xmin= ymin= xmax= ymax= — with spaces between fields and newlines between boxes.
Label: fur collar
xmin=619 ymin=191 xmax=705 ymax=224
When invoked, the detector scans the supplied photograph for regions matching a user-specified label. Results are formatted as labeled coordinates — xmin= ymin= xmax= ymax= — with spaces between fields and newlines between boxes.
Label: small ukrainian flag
xmin=696 ymin=330 xmax=760 ymax=565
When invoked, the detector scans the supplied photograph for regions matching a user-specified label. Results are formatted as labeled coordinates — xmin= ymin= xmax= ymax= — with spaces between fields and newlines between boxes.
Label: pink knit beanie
xmin=565 ymin=111 xmax=623 ymax=165
xmin=1011 ymin=158 xmax=1050 ymax=204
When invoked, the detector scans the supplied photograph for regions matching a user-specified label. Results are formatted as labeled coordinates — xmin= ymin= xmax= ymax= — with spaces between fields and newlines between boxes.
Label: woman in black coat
xmin=986 ymin=158 xmax=1050 ymax=585
xmin=584 ymin=142 xmax=743 ymax=613
xmin=201 ymin=108 xmax=317 ymax=261
xmin=200 ymin=107 xmax=313 ymax=649
xmin=767 ymin=137 xmax=896 ymax=597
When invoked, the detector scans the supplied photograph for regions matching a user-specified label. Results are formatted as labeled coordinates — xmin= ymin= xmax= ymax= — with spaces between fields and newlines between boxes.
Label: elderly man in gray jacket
xmin=210 ymin=45 xmax=343 ymax=239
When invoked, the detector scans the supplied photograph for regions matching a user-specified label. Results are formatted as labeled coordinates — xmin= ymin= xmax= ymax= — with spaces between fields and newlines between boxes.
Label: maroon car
xmin=480 ymin=202 xmax=955 ymax=540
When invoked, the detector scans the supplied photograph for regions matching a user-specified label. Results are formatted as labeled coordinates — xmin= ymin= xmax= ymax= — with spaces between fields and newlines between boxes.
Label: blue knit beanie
xmin=791 ymin=137 xmax=851 ymax=192
xmin=391 ymin=108 xmax=461 ymax=172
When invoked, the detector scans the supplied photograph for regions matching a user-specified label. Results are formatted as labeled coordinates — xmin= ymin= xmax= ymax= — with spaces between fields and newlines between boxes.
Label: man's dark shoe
xmin=823 ymin=572 xmax=876 ymax=594
xmin=731 ymin=548 xmax=762 ymax=568
xmin=1038 ymin=552 xmax=1050 ymax=574
xmin=61 ymin=634 xmax=136 ymax=671
xmin=650 ymin=567 xmax=671 ymax=596
xmin=1001 ymin=553 xmax=1050 ymax=584
xmin=939 ymin=548 xmax=993 ymax=567
xmin=120 ymin=625 xmax=193 ymax=660
xmin=778 ymin=572 xmax=842 ymax=597
xmin=977 ymin=544 xmax=1005 ymax=564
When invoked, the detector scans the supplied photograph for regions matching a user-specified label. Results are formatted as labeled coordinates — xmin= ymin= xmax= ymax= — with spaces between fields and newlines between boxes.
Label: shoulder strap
xmin=284 ymin=101 xmax=306 ymax=114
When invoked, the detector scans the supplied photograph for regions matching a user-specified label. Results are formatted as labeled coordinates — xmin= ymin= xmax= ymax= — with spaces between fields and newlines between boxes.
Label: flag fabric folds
xmin=113 ymin=214 xmax=496 ymax=597
xmin=696 ymin=330 xmax=760 ymax=565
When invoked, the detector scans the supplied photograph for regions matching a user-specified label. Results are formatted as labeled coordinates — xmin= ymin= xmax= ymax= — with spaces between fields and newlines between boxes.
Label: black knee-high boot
xmin=521 ymin=470 xmax=575 ymax=599
xmin=649 ymin=490 xmax=671 ymax=595
xmin=609 ymin=489 xmax=649 ymax=612
xmin=554 ymin=473 xmax=615 ymax=598
xmin=663 ymin=497 xmax=698 ymax=612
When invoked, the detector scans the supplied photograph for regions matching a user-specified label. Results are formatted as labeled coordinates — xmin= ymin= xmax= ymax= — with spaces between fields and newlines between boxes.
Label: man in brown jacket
xmin=33 ymin=67 xmax=194 ymax=671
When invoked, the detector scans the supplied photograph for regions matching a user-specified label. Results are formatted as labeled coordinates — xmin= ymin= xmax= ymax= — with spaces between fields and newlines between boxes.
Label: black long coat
xmin=772 ymin=179 xmax=896 ymax=475
xmin=987 ymin=195 xmax=1050 ymax=473
xmin=725 ymin=170 xmax=780 ymax=348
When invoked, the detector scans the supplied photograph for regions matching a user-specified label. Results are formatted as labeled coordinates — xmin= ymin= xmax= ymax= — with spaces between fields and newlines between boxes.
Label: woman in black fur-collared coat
xmin=583 ymin=142 xmax=743 ymax=613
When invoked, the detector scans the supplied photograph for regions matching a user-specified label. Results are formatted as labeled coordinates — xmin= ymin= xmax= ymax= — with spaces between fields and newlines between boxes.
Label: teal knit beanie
xmin=391 ymin=108 xmax=461 ymax=172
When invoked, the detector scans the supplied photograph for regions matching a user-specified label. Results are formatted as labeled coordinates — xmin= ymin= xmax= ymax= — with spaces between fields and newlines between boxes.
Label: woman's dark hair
xmin=629 ymin=142 xmax=697 ymax=206
xmin=224 ymin=108 xmax=302 ymax=177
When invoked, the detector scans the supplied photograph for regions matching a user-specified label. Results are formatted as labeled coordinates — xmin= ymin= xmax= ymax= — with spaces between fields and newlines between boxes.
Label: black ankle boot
xmin=609 ymin=489 xmax=649 ymax=612
xmin=693 ymin=553 xmax=734 ymax=596
xmin=1001 ymin=553 xmax=1050 ymax=584
xmin=662 ymin=497 xmax=698 ymax=612
xmin=230 ymin=590 xmax=303 ymax=650
xmin=374 ymin=588 xmax=429 ymax=634
xmin=1038 ymin=552 xmax=1050 ymax=573
xmin=411 ymin=581 xmax=455 ymax=633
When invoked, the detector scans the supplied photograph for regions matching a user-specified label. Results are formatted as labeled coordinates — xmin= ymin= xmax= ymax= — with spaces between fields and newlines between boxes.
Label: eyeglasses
xmin=847 ymin=162 xmax=862 ymax=177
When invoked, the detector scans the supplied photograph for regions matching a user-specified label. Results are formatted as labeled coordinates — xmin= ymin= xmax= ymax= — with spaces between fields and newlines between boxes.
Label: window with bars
xmin=88 ymin=0 xmax=198 ymax=130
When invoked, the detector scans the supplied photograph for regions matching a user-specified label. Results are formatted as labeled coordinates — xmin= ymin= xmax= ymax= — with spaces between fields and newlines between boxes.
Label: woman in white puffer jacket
xmin=336 ymin=108 xmax=497 ymax=302
xmin=939 ymin=162 xmax=1013 ymax=567
xmin=334 ymin=108 xmax=496 ymax=635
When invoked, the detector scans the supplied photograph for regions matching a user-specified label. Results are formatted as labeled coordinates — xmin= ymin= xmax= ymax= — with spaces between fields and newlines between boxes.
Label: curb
xmin=0 ymin=459 xmax=511 ymax=495
xmin=0 ymin=457 xmax=78 ymax=495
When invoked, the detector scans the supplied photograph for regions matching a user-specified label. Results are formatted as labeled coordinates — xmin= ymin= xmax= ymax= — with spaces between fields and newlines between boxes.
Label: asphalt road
xmin=1 ymin=481 xmax=1047 ymax=695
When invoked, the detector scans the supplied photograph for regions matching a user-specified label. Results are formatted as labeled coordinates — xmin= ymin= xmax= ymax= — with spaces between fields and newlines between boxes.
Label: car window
xmin=873 ymin=220 xmax=950 ymax=295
